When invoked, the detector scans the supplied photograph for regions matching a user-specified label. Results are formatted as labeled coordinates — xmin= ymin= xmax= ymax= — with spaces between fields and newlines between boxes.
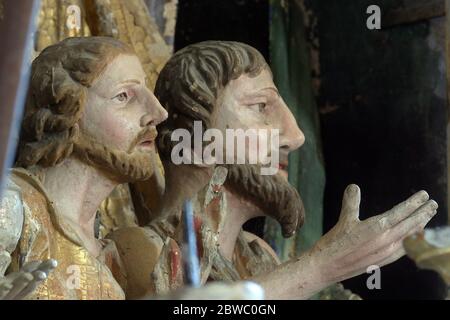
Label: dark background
xmin=311 ymin=0 xmax=448 ymax=300
xmin=174 ymin=0 xmax=448 ymax=299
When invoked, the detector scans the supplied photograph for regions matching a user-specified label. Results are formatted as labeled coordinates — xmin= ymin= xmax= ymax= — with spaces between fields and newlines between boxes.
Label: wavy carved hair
xmin=155 ymin=41 xmax=269 ymax=159
xmin=16 ymin=36 xmax=133 ymax=168
xmin=154 ymin=41 xmax=304 ymax=237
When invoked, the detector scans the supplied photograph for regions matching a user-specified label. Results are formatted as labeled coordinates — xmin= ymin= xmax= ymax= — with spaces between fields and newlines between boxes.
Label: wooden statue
xmin=0 ymin=36 xmax=167 ymax=299
xmin=111 ymin=41 xmax=439 ymax=299
xmin=33 ymin=0 xmax=176 ymax=238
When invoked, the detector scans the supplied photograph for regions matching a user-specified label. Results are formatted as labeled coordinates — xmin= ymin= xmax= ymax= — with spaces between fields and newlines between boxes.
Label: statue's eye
xmin=249 ymin=102 xmax=267 ymax=113
xmin=112 ymin=91 xmax=129 ymax=104
xmin=258 ymin=103 xmax=267 ymax=112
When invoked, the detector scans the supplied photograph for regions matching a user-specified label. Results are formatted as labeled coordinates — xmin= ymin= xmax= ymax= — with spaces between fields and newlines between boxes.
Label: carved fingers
xmin=356 ymin=197 xmax=436 ymax=266
xmin=338 ymin=184 xmax=361 ymax=226
xmin=361 ymin=198 xmax=437 ymax=251
xmin=0 ymin=259 xmax=57 ymax=300
xmin=344 ymin=189 xmax=436 ymax=247
xmin=33 ymin=259 xmax=58 ymax=276
xmin=317 ymin=186 xmax=438 ymax=284
xmin=376 ymin=200 xmax=438 ymax=256
xmin=0 ymin=272 xmax=33 ymax=300
xmin=377 ymin=190 xmax=430 ymax=230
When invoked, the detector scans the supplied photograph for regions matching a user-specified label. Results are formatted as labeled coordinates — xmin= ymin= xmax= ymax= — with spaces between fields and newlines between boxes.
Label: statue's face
xmin=79 ymin=54 xmax=168 ymax=156
xmin=215 ymin=68 xmax=305 ymax=178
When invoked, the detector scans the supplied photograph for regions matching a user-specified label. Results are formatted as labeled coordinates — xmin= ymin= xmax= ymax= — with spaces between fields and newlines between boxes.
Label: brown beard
xmin=73 ymin=130 xmax=156 ymax=183
xmin=222 ymin=164 xmax=305 ymax=238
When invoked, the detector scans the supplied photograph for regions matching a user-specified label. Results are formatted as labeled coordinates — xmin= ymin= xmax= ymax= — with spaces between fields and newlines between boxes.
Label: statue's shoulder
xmin=0 ymin=173 xmax=25 ymax=244
xmin=7 ymin=168 xmax=48 ymax=209
xmin=6 ymin=168 xmax=54 ymax=225
xmin=0 ymin=171 xmax=25 ymax=274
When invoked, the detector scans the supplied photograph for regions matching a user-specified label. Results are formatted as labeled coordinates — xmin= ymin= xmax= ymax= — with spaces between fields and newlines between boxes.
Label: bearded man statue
xmin=0 ymin=36 xmax=167 ymax=299
xmin=110 ymin=41 xmax=438 ymax=300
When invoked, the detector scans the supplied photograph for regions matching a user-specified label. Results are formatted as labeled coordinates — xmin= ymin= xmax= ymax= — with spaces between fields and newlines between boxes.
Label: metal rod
xmin=182 ymin=199 xmax=201 ymax=287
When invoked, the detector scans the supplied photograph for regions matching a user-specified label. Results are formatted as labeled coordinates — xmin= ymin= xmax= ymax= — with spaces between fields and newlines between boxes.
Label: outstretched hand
xmin=0 ymin=259 xmax=57 ymax=300
xmin=311 ymin=184 xmax=437 ymax=283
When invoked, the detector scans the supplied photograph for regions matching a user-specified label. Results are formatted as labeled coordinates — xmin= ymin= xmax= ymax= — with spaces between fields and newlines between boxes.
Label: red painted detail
xmin=170 ymin=241 xmax=181 ymax=284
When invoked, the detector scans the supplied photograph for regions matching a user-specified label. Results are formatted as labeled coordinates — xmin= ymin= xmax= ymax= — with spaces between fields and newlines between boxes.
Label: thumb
xmin=339 ymin=184 xmax=361 ymax=224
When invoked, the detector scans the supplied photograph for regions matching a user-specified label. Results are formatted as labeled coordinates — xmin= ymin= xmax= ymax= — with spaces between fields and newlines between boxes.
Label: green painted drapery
xmin=264 ymin=0 xmax=325 ymax=261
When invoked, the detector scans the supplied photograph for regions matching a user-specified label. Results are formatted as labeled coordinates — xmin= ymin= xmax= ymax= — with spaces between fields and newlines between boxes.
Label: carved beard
xmin=222 ymin=164 xmax=305 ymax=238
xmin=73 ymin=130 xmax=156 ymax=183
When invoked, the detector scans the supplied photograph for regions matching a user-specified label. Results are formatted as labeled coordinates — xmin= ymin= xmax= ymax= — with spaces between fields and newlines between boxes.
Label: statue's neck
xmin=158 ymin=161 xmax=214 ymax=215
xmin=35 ymin=156 xmax=118 ymax=256
xmin=218 ymin=187 xmax=265 ymax=261
xmin=160 ymin=162 xmax=265 ymax=262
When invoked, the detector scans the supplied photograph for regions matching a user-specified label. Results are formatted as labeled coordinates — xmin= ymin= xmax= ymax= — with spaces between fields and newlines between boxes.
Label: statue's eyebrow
xmin=258 ymin=87 xmax=280 ymax=96
xmin=241 ymin=87 xmax=280 ymax=101
xmin=118 ymin=79 xmax=141 ymax=85
xmin=112 ymin=79 xmax=141 ymax=91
